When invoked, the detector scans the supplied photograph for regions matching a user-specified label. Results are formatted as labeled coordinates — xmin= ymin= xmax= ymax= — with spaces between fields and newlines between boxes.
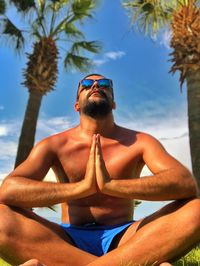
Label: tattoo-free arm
xmin=96 ymin=134 xmax=197 ymax=200
xmin=0 ymin=136 xmax=97 ymax=208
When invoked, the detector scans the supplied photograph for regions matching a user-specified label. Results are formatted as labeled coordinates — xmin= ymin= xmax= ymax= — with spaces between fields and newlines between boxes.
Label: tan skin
xmin=0 ymin=75 xmax=199 ymax=266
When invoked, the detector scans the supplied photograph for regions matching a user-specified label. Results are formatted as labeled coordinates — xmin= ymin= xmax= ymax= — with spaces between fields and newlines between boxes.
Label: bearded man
xmin=0 ymin=74 xmax=199 ymax=266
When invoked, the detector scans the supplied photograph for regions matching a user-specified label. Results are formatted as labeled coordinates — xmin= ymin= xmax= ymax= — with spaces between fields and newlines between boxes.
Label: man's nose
xmin=91 ymin=81 xmax=99 ymax=89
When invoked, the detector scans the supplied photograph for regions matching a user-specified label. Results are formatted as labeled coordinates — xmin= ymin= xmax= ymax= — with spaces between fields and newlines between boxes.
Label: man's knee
xmin=182 ymin=198 xmax=200 ymax=232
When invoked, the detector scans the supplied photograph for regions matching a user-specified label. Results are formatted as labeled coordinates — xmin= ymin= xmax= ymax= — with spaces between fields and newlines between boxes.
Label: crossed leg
xmin=0 ymin=204 xmax=97 ymax=266
xmin=87 ymin=198 xmax=200 ymax=265
xmin=0 ymin=199 xmax=200 ymax=266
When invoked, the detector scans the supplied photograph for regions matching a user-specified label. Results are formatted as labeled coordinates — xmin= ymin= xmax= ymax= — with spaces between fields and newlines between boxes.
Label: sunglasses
xmin=79 ymin=78 xmax=113 ymax=90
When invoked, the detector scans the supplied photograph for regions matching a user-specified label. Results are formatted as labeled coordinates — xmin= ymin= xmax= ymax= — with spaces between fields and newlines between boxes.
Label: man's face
xmin=75 ymin=75 xmax=115 ymax=119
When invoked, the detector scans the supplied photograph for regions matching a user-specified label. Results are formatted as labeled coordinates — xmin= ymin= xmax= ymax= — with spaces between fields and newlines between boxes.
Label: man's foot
xmin=19 ymin=259 xmax=46 ymax=266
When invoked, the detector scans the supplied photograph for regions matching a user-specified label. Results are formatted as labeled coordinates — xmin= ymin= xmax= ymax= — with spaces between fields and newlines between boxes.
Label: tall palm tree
xmin=0 ymin=0 xmax=5 ymax=15
xmin=0 ymin=0 xmax=101 ymax=167
xmin=122 ymin=0 xmax=200 ymax=189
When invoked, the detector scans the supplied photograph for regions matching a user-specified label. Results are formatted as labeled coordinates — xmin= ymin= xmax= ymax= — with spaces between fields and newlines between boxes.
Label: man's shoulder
xmin=35 ymin=126 xmax=78 ymax=149
xmin=118 ymin=125 xmax=155 ymax=139
xmin=117 ymin=126 xmax=159 ymax=146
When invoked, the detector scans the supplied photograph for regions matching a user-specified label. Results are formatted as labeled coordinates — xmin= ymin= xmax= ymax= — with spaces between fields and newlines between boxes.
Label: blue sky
xmin=0 ymin=0 xmax=191 ymax=221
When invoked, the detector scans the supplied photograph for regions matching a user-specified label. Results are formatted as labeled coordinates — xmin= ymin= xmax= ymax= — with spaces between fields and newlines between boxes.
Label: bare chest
xmin=52 ymin=140 xmax=144 ymax=183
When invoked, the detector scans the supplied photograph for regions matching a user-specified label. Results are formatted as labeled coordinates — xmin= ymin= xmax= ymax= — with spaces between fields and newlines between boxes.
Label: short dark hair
xmin=76 ymin=73 xmax=114 ymax=100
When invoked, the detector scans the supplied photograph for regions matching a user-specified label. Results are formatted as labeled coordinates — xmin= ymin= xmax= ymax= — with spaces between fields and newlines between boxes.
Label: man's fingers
xmin=95 ymin=134 xmax=103 ymax=157
xmin=91 ymin=134 xmax=96 ymax=153
xmin=86 ymin=134 xmax=96 ymax=174
xmin=88 ymin=135 xmax=96 ymax=161
xmin=95 ymin=134 xmax=105 ymax=168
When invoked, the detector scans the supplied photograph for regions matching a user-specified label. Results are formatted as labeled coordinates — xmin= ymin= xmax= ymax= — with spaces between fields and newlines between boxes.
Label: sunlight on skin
xmin=19 ymin=259 xmax=173 ymax=266
xmin=19 ymin=259 xmax=46 ymax=266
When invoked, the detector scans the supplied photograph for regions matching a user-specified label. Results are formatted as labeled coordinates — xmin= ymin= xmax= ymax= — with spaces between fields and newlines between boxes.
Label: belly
xmin=62 ymin=193 xmax=134 ymax=225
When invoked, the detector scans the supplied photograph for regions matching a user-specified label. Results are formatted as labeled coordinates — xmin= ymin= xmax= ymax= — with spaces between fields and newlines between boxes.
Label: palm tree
xmin=0 ymin=0 xmax=101 ymax=167
xmin=0 ymin=0 xmax=5 ymax=15
xmin=122 ymin=0 xmax=200 ymax=189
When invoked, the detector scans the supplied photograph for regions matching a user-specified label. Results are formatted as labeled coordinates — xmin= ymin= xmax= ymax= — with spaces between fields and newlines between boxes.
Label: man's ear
xmin=74 ymin=102 xmax=80 ymax=112
xmin=112 ymin=101 xmax=116 ymax=110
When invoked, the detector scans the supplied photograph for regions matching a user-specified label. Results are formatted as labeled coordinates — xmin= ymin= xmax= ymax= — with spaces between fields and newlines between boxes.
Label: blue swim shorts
xmin=60 ymin=221 xmax=134 ymax=256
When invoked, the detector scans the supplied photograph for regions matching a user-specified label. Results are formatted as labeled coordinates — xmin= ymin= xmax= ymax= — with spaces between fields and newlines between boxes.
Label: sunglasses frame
xmin=77 ymin=78 xmax=114 ymax=100
xmin=80 ymin=78 xmax=112 ymax=88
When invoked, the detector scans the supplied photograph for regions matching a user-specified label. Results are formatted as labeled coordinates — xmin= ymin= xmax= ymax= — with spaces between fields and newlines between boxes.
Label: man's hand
xmin=95 ymin=134 xmax=111 ymax=192
xmin=78 ymin=134 xmax=97 ymax=197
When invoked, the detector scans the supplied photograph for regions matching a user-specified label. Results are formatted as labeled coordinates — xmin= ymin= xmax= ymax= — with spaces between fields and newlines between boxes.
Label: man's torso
xmin=47 ymin=125 xmax=145 ymax=225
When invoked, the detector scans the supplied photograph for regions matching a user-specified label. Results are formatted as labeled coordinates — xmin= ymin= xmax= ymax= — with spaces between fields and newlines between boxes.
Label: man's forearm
xmin=100 ymin=168 xmax=197 ymax=201
xmin=0 ymin=176 xmax=92 ymax=208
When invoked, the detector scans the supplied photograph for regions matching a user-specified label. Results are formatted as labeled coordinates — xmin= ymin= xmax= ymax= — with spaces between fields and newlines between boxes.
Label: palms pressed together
xmin=80 ymin=134 xmax=112 ymax=198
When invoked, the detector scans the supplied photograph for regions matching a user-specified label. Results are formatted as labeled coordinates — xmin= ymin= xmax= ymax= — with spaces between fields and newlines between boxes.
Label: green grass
xmin=173 ymin=247 xmax=200 ymax=266
xmin=0 ymin=247 xmax=199 ymax=266
xmin=0 ymin=258 xmax=10 ymax=266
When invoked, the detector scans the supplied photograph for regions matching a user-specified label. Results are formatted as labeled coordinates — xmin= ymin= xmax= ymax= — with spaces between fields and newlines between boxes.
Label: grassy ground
xmin=173 ymin=247 xmax=200 ymax=266
xmin=0 ymin=247 xmax=199 ymax=266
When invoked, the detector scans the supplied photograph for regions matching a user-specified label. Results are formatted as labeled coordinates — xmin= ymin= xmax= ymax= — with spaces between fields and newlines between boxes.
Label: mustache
xmin=88 ymin=89 xmax=108 ymax=99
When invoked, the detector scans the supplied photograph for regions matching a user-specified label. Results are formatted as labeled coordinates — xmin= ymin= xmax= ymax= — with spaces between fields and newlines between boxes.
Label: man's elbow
xmin=181 ymin=169 xmax=199 ymax=198
xmin=0 ymin=177 xmax=17 ymax=205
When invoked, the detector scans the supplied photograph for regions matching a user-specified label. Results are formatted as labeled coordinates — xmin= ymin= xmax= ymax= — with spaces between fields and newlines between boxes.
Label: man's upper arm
xmin=141 ymin=133 xmax=187 ymax=174
xmin=6 ymin=138 xmax=55 ymax=181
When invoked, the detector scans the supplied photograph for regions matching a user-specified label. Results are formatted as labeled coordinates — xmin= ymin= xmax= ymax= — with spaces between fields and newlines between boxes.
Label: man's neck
xmin=78 ymin=112 xmax=116 ymax=137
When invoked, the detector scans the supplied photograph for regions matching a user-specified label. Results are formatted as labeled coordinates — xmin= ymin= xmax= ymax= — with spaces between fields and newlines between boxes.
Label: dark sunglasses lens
xmin=81 ymin=79 xmax=93 ymax=88
xmin=98 ymin=79 xmax=111 ymax=87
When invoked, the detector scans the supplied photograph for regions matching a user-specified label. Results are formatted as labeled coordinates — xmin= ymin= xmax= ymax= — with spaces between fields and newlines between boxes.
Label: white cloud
xmin=115 ymin=105 xmax=191 ymax=172
xmin=93 ymin=50 xmax=126 ymax=67
xmin=159 ymin=29 xmax=172 ymax=50
xmin=0 ymin=140 xmax=17 ymax=159
xmin=36 ymin=116 xmax=76 ymax=140
xmin=0 ymin=120 xmax=20 ymax=137
xmin=93 ymin=59 xmax=107 ymax=67
xmin=0 ymin=115 xmax=76 ymax=182
xmin=105 ymin=51 xmax=126 ymax=60
xmin=0 ymin=125 xmax=8 ymax=136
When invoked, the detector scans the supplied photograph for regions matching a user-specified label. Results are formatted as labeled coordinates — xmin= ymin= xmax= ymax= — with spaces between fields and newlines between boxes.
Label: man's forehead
xmin=85 ymin=75 xmax=105 ymax=80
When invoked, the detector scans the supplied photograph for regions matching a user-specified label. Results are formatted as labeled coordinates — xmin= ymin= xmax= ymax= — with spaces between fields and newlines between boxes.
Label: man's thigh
xmin=110 ymin=199 xmax=192 ymax=250
xmin=0 ymin=204 xmax=96 ymax=266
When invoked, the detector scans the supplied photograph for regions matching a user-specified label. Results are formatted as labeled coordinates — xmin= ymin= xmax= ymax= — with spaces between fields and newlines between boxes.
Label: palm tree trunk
xmin=186 ymin=69 xmax=200 ymax=190
xmin=15 ymin=90 xmax=43 ymax=168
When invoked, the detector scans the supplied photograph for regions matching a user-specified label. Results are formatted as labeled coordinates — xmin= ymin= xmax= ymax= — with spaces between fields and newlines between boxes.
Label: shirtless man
xmin=0 ymin=73 xmax=199 ymax=266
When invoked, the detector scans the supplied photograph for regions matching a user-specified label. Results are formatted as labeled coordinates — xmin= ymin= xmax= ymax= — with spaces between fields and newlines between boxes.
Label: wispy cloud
xmin=115 ymin=105 xmax=191 ymax=172
xmin=0 ymin=120 xmax=19 ymax=137
xmin=0 ymin=140 xmax=17 ymax=160
xmin=0 ymin=116 xmax=75 ymax=182
xmin=36 ymin=116 xmax=76 ymax=140
xmin=93 ymin=59 xmax=107 ymax=66
xmin=94 ymin=50 xmax=126 ymax=66
xmin=104 ymin=51 xmax=126 ymax=60
xmin=0 ymin=105 xmax=4 ymax=111
xmin=0 ymin=125 xmax=9 ymax=136
xmin=159 ymin=29 xmax=172 ymax=50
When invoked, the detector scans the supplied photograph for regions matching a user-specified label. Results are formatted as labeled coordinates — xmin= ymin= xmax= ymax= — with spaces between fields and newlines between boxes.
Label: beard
xmin=81 ymin=98 xmax=113 ymax=119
